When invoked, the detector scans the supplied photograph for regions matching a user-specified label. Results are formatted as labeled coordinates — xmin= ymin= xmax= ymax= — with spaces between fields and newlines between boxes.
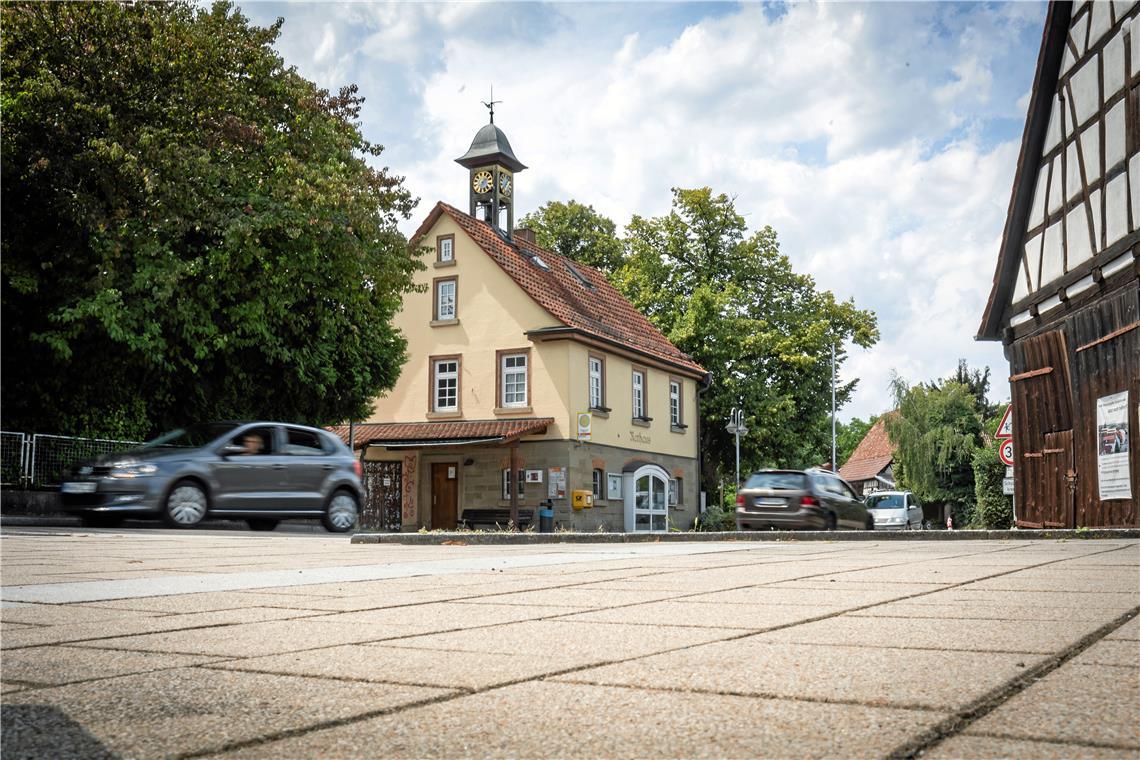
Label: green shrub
xmin=972 ymin=444 xmax=1012 ymax=529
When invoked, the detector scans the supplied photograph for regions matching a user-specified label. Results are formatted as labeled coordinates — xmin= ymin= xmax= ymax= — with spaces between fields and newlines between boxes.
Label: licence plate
xmin=758 ymin=498 xmax=786 ymax=507
xmin=61 ymin=482 xmax=97 ymax=494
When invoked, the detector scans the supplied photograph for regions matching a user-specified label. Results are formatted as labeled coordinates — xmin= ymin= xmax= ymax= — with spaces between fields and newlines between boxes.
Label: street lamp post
xmin=831 ymin=343 xmax=837 ymax=472
xmin=725 ymin=407 xmax=748 ymax=488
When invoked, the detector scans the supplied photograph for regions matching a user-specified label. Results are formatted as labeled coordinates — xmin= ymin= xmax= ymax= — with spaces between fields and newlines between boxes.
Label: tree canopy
xmin=2 ymin=1 xmax=419 ymax=438
xmin=519 ymin=200 xmax=625 ymax=274
xmin=885 ymin=373 xmax=983 ymax=520
xmin=621 ymin=189 xmax=878 ymax=487
xmin=528 ymin=188 xmax=879 ymax=491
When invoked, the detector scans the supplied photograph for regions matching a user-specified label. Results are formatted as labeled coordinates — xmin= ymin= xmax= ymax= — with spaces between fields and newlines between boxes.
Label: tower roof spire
xmin=482 ymin=84 xmax=502 ymax=124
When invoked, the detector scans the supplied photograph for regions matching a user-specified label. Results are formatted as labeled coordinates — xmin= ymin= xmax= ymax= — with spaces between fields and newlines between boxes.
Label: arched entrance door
xmin=624 ymin=464 xmax=670 ymax=532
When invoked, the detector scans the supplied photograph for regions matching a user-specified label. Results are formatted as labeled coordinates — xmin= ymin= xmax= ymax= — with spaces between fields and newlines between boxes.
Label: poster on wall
xmin=548 ymin=467 xmax=566 ymax=499
xmin=1096 ymin=391 xmax=1132 ymax=501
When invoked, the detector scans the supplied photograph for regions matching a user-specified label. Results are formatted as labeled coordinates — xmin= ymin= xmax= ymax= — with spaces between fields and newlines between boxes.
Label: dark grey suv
xmin=735 ymin=468 xmax=873 ymax=531
xmin=60 ymin=422 xmax=363 ymax=532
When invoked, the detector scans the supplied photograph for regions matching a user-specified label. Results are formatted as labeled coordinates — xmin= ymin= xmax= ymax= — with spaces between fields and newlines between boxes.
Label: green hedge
xmin=972 ymin=443 xmax=1013 ymax=529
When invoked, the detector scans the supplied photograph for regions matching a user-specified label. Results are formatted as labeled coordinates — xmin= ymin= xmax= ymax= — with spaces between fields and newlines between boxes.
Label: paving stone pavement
xmin=1 ymin=527 xmax=1137 ymax=759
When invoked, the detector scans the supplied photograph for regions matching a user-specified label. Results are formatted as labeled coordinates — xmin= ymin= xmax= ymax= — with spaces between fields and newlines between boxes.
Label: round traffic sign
xmin=998 ymin=439 xmax=1015 ymax=467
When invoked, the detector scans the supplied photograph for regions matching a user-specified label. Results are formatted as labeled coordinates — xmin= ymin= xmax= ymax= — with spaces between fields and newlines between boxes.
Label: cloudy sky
xmin=238 ymin=0 xmax=1046 ymax=422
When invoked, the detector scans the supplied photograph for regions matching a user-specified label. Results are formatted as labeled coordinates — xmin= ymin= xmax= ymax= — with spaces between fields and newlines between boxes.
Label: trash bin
xmin=539 ymin=500 xmax=554 ymax=533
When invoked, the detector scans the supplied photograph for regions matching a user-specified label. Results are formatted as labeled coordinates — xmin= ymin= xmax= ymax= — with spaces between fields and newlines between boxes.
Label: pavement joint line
xmin=195 ymin=662 xmax=480 ymax=694
xmin=548 ymin=678 xmax=951 ymax=714
xmin=958 ymin=729 xmax=1140 ymax=752
xmin=886 ymin=603 xmax=1140 ymax=759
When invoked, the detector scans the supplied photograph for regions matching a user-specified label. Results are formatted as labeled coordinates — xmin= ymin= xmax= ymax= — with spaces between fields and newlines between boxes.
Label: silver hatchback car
xmin=865 ymin=490 xmax=924 ymax=530
xmin=60 ymin=422 xmax=363 ymax=532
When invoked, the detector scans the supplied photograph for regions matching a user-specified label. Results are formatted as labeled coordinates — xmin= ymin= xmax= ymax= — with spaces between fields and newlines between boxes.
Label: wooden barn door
xmin=1070 ymin=285 xmax=1140 ymax=527
xmin=1010 ymin=331 xmax=1075 ymax=528
xmin=361 ymin=460 xmax=402 ymax=532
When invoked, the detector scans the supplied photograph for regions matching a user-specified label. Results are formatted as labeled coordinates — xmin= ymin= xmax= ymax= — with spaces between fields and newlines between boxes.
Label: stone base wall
xmin=366 ymin=440 xmax=698 ymax=532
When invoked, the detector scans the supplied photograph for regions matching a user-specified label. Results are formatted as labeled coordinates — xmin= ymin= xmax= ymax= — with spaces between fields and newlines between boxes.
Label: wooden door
xmin=361 ymin=461 xmax=402 ymax=532
xmin=1010 ymin=330 xmax=1075 ymax=528
xmin=431 ymin=463 xmax=458 ymax=530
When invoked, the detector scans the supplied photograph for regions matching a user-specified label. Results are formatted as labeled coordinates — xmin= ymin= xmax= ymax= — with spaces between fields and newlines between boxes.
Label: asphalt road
xmin=2 ymin=528 xmax=1137 ymax=758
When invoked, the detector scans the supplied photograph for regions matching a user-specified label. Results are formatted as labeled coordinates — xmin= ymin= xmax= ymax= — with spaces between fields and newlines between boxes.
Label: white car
xmin=865 ymin=490 xmax=923 ymax=530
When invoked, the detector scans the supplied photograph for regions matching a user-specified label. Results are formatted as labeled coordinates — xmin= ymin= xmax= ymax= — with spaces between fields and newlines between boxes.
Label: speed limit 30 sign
xmin=998 ymin=439 xmax=1015 ymax=467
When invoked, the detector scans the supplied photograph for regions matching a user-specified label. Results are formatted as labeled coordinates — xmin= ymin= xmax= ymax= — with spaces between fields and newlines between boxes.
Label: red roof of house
xmin=838 ymin=416 xmax=895 ymax=483
xmin=329 ymin=418 xmax=554 ymax=450
xmin=412 ymin=202 xmax=705 ymax=377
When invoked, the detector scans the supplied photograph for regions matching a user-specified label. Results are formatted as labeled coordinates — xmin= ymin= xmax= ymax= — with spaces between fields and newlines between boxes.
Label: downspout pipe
xmin=696 ymin=371 xmax=713 ymax=513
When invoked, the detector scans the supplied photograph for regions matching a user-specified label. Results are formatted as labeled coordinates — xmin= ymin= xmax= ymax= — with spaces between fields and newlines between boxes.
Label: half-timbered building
xmin=978 ymin=0 xmax=1139 ymax=527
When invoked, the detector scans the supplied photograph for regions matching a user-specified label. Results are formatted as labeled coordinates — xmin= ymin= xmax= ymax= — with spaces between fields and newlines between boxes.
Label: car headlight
xmin=110 ymin=462 xmax=159 ymax=479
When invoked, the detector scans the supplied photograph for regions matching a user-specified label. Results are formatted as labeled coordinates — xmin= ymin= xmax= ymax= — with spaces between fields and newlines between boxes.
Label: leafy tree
xmin=930 ymin=359 xmax=1000 ymax=420
xmin=519 ymin=200 xmax=625 ymax=274
xmin=886 ymin=375 xmax=983 ymax=525
xmin=616 ymin=188 xmax=879 ymax=492
xmin=836 ymin=415 xmax=878 ymax=468
xmin=2 ymin=2 xmax=419 ymax=438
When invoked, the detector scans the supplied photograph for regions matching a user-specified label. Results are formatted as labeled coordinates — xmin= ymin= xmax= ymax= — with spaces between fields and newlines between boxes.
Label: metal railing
xmin=0 ymin=431 xmax=142 ymax=488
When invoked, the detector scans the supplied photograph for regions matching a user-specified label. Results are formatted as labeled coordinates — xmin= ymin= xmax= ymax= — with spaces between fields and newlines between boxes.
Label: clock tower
xmin=455 ymin=117 xmax=526 ymax=235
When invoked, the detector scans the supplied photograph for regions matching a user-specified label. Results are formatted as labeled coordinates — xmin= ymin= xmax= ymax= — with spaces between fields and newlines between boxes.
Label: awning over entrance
xmin=330 ymin=418 xmax=554 ymax=451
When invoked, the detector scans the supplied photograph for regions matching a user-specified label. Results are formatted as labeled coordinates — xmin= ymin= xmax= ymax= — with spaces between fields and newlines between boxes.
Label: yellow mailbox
xmin=571 ymin=490 xmax=594 ymax=510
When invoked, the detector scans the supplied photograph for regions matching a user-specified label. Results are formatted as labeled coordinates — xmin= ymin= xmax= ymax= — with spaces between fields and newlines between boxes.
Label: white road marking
xmin=0 ymin=543 xmax=766 ymax=604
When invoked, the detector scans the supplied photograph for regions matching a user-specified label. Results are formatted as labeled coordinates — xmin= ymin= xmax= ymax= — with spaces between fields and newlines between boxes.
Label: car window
xmin=145 ymin=423 xmax=239 ymax=449
xmin=744 ymin=472 xmax=806 ymax=490
xmin=284 ymin=427 xmax=326 ymax=456
xmin=233 ymin=426 xmax=276 ymax=456
xmin=837 ymin=479 xmax=859 ymax=500
xmin=826 ymin=476 xmax=853 ymax=498
xmin=866 ymin=494 xmax=904 ymax=509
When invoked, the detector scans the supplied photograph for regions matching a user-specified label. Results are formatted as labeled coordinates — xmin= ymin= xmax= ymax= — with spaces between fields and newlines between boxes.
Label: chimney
xmin=514 ymin=228 xmax=536 ymax=245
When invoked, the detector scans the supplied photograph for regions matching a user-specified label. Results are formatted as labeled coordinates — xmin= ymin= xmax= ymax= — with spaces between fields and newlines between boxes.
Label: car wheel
xmin=247 ymin=518 xmax=279 ymax=532
xmin=864 ymin=514 xmax=875 ymax=531
xmin=323 ymin=490 xmax=359 ymax=533
xmin=824 ymin=513 xmax=837 ymax=531
xmin=163 ymin=481 xmax=208 ymax=528
xmin=81 ymin=514 xmax=123 ymax=529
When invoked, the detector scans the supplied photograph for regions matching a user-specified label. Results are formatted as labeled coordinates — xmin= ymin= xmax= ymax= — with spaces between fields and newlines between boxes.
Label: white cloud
xmin=243 ymin=0 xmax=1040 ymax=420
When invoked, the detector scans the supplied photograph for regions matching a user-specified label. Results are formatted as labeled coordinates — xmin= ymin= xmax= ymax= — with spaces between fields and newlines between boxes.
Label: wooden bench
xmin=459 ymin=508 xmax=534 ymax=531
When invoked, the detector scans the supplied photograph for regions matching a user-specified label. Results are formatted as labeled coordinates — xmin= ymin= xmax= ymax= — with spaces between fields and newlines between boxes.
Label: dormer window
xmin=565 ymin=261 xmax=595 ymax=290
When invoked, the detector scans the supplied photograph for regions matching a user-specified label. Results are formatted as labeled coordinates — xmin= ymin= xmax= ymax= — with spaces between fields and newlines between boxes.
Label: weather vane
xmin=482 ymin=84 xmax=502 ymax=124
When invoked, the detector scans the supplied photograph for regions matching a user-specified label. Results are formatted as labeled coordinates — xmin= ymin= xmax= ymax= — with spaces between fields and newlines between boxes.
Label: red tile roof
xmin=329 ymin=418 xmax=554 ymax=450
xmin=412 ymin=202 xmax=706 ymax=376
xmin=838 ymin=415 xmax=895 ymax=483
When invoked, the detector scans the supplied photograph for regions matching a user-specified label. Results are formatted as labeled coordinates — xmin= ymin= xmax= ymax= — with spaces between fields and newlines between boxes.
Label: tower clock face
xmin=472 ymin=170 xmax=493 ymax=194
xmin=498 ymin=172 xmax=512 ymax=196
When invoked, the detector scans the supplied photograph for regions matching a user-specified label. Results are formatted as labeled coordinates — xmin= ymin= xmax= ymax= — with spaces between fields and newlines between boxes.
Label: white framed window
xmin=501 ymin=469 xmax=525 ymax=498
xmin=632 ymin=369 xmax=645 ymax=419
xmin=669 ymin=477 xmax=681 ymax=506
xmin=588 ymin=356 xmax=604 ymax=409
xmin=435 ymin=279 xmax=456 ymax=320
xmin=501 ymin=353 xmax=527 ymax=407
xmin=437 ymin=235 xmax=454 ymax=262
xmin=433 ymin=358 xmax=458 ymax=412
xmin=669 ymin=380 xmax=682 ymax=426
xmin=592 ymin=468 xmax=603 ymax=498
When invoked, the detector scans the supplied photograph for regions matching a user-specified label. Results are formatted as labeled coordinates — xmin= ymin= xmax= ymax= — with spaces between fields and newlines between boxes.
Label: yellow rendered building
xmin=340 ymin=120 xmax=707 ymax=532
